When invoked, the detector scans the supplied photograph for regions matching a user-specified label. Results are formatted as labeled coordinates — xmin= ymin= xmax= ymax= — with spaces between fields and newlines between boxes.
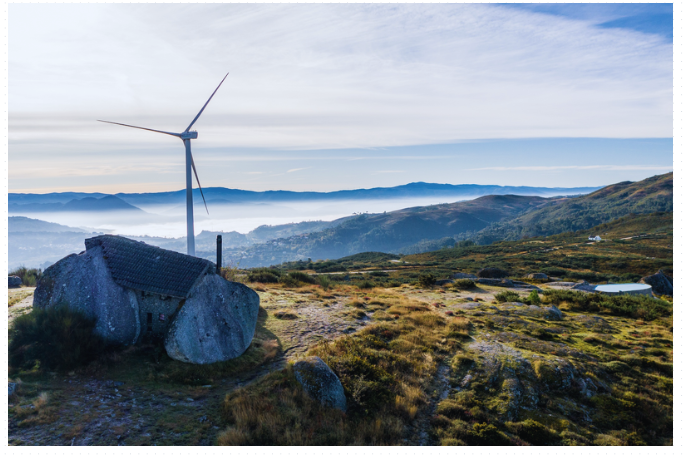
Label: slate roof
xmin=85 ymin=235 xmax=214 ymax=298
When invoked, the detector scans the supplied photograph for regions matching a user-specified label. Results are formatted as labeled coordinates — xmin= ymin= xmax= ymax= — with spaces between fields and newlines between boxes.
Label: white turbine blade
xmin=190 ymin=153 xmax=209 ymax=215
xmin=98 ymin=120 xmax=181 ymax=138
xmin=184 ymin=73 xmax=229 ymax=133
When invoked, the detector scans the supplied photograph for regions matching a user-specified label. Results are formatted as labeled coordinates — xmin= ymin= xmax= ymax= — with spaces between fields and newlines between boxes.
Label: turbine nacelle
xmin=180 ymin=131 xmax=198 ymax=140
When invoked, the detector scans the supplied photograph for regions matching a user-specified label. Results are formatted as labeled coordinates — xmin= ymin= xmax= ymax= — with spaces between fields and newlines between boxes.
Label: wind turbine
xmin=98 ymin=73 xmax=229 ymax=257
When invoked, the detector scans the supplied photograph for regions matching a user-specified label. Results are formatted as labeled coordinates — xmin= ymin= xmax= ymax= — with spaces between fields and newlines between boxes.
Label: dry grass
xmin=8 ymin=291 xmax=32 ymax=307
xmin=274 ymin=309 xmax=299 ymax=320
xmin=217 ymin=292 xmax=461 ymax=445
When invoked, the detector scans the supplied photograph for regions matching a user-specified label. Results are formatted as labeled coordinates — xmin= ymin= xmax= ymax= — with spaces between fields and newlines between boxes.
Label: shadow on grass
xmin=78 ymin=305 xmax=283 ymax=386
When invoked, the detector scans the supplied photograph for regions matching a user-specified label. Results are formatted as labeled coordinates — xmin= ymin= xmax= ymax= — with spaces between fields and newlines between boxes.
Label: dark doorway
xmin=147 ymin=312 xmax=153 ymax=332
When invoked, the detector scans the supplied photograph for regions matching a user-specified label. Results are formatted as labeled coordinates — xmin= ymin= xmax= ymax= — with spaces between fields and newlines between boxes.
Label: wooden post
xmin=217 ymin=235 xmax=222 ymax=274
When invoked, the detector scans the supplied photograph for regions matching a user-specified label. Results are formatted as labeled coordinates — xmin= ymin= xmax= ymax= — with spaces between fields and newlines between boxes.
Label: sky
xmin=8 ymin=2 xmax=674 ymax=194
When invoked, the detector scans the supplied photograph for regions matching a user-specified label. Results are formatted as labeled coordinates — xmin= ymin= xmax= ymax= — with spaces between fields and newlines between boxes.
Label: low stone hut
xmin=82 ymin=236 xmax=212 ymax=340
xmin=34 ymin=235 xmax=259 ymax=364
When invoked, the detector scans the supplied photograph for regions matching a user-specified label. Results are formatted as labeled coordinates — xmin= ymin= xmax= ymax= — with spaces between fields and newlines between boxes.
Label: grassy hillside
xmin=404 ymin=211 xmax=673 ymax=283
xmin=220 ymin=173 xmax=672 ymax=268
xmin=473 ymin=173 xmax=672 ymax=244
xmin=9 ymin=210 xmax=673 ymax=446
xmin=224 ymin=195 xmax=552 ymax=267
xmin=270 ymin=212 xmax=672 ymax=288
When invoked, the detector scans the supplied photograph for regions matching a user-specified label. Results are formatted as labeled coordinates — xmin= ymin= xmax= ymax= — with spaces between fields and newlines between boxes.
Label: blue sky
xmin=9 ymin=3 xmax=673 ymax=193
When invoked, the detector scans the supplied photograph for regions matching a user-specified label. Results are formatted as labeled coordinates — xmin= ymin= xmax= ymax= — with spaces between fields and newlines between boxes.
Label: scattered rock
xmin=501 ymin=303 xmax=563 ymax=321
xmin=476 ymin=278 xmax=514 ymax=287
xmin=511 ymin=280 xmax=542 ymax=290
xmin=571 ymin=281 xmax=596 ymax=292
xmin=9 ymin=382 xmax=17 ymax=396
xmin=575 ymin=315 xmax=613 ymax=333
xmin=640 ymin=270 xmax=673 ymax=296
xmin=293 ymin=356 xmax=346 ymax=411
xmin=164 ymin=275 xmax=260 ymax=364
xmin=477 ymin=267 xmax=508 ymax=279
xmin=526 ymin=273 xmax=548 ymax=280
xmin=8 ymin=276 xmax=22 ymax=288
xmin=452 ymin=273 xmax=478 ymax=279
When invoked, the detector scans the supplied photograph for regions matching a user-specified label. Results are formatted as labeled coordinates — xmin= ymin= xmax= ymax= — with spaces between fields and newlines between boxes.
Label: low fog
xmin=16 ymin=196 xmax=478 ymax=238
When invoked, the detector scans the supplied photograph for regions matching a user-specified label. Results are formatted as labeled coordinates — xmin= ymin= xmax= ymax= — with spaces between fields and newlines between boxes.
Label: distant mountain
xmin=215 ymin=173 xmax=674 ymax=268
xmin=9 ymin=195 xmax=143 ymax=213
xmin=9 ymin=182 xmax=601 ymax=210
xmin=473 ymin=172 xmax=673 ymax=244
xmin=9 ymin=216 xmax=88 ymax=233
xmin=219 ymin=194 xmax=554 ymax=267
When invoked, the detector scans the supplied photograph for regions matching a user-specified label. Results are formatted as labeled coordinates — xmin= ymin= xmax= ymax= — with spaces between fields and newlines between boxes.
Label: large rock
xmin=8 ymin=276 xmax=22 ymax=288
xmin=453 ymin=272 xmax=478 ymax=279
xmin=33 ymin=247 xmax=140 ymax=345
xmin=640 ymin=270 xmax=673 ymax=296
xmin=476 ymin=278 xmax=514 ymax=287
xmin=526 ymin=273 xmax=548 ymax=280
xmin=164 ymin=275 xmax=260 ymax=364
xmin=477 ymin=267 xmax=508 ymax=279
xmin=293 ymin=356 xmax=347 ymax=411
xmin=571 ymin=280 xmax=597 ymax=292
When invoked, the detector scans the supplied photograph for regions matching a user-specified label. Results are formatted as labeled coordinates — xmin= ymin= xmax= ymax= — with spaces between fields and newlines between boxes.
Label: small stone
xmin=293 ymin=356 xmax=346 ymax=412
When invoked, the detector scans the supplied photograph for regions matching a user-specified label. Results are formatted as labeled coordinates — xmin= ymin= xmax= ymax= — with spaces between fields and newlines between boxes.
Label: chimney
xmin=216 ymin=235 xmax=222 ymax=274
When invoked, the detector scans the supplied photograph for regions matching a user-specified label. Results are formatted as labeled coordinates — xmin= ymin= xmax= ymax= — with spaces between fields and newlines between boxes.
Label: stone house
xmin=34 ymin=235 xmax=260 ymax=364
xmin=82 ymin=235 xmax=214 ymax=341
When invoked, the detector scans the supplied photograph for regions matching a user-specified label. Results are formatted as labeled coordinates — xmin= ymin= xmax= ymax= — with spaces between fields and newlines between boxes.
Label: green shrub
xmin=508 ymin=419 xmax=559 ymax=445
xmin=9 ymin=305 xmax=109 ymax=371
xmin=542 ymin=289 xmax=671 ymax=320
xmin=418 ymin=273 xmax=436 ymax=288
xmin=527 ymin=290 xmax=541 ymax=305
xmin=9 ymin=266 xmax=42 ymax=287
xmin=280 ymin=271 xmax=316 ymax=287
xmin=467 ymin=422 xmax=511 ymax=445
xmin=318 ymin=274 xmax=332 ymax=291
xmin=288 ymin=271 xmax=316 ymax=284
xmin=247 ymin=268 xmax=281 ymax=283
xmin=358 ymin=280 xmax=375 ymax=290
xmin=452 ymin=279 xmax=476 ymax=290
xmin=494 ymin=290 xmax=521 ymax=303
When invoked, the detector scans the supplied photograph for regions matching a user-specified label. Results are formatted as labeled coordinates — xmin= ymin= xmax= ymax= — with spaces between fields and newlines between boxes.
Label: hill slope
xmin=222 ymin=195 xmax=553 ymax=267
xmin=473 ymin=173 xmax=672 ymax=244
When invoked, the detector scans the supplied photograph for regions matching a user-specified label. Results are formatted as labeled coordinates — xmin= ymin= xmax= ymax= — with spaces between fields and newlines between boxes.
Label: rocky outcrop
xmin=164 ymin=275 xmax=260 ymax=364
xmin=33 ymin=247 xmax=141 ymax=345
xmin=640 ymin=270 xmax=673 ymax=296
xmin=453 ymin=272 xmax=477 ymax=279
xmin=571 ymin=280 xmax=597 ymax=292
xmin=477 ymin=267 xmax=508 ymax=279
xmin=293 ymin=356 xmax=347 ymax=411
xmin=499 ymin=303 xmax=563 ymax=321
xmin=8 ymin=276 xmax=22 ymax=288
xmin=477 ymin=278 xmax=514 ymax=287
xmin=526 ymin=273 xmax=548 ymax=280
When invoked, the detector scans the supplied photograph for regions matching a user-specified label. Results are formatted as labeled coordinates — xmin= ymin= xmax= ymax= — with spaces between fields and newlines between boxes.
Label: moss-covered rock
xmin=293 ymin=356 xmax=347 ymax=412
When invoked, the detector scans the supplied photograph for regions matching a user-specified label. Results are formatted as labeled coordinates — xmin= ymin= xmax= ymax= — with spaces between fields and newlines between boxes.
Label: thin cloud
xmin=286 ymin=167 xmax=312 ymax=173
xmin=468 ymin=165 xmax=673 ymax=172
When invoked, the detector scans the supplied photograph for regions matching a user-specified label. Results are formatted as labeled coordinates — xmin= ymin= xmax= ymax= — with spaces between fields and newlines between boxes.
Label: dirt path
xmin=409 ymin=361 xmax=452 ymax=446
xmin=8 ymin=287 xmax=35 ymax=324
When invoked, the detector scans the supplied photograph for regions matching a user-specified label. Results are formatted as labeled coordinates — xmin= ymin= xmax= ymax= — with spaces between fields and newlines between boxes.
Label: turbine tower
xmin=99 ymin=73 xmax=229 ymax=256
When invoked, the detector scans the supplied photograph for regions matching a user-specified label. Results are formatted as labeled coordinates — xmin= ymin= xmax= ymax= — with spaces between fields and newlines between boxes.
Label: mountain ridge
xmin=9 ymin=182 xmax=602 ymax=209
